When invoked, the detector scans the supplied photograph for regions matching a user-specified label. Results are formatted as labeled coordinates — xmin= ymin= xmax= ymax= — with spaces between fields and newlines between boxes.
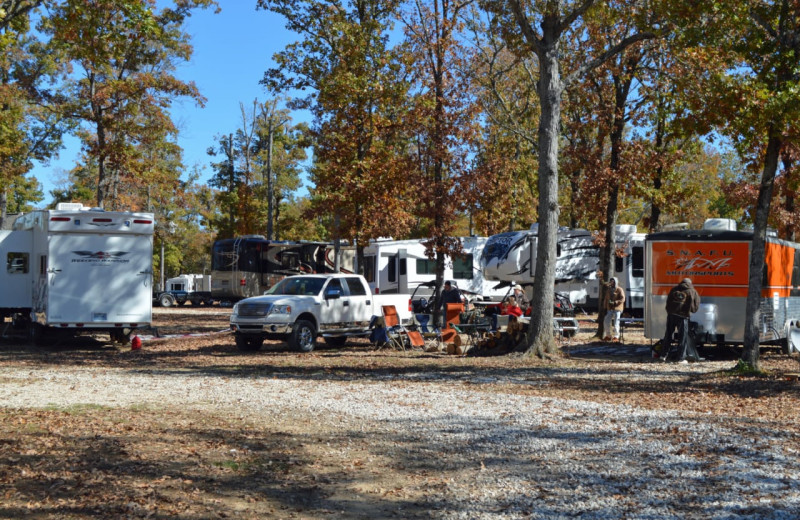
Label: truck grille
xmin=237 ymin=303 xmax=271 ymax=317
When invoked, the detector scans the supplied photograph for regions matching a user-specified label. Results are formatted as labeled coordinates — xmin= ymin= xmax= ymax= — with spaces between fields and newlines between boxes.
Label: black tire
xmin=159 ymin=294 xmax=174 ymax=307
xmin=325 ymin=336 xmax=348 ymax=347
xmin=178 ymin=300 xmax=186 ymax=306
xmin=235 ymin=334 xmax=263 ymax=351
xmin=190 ymin=299 xmax=201 ymax=307
xmin=291 ymin=320 xmax=317 ymax=352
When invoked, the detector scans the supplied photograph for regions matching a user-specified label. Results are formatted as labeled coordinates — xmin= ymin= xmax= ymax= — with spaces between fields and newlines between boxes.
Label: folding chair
xmin=413 ymin=313 xmax=441 ymax=350
xmin=380 ymin=305 xmax=426 ymax=351
xmin=440 ymin=303 xmax=464 ymax=345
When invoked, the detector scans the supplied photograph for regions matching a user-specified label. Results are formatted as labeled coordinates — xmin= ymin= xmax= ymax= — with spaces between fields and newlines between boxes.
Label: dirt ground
xmin=1 ymin=308 xmax=799 ymax=519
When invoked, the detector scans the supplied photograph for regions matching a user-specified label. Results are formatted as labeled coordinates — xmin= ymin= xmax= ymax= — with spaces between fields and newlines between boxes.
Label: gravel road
xmin=3 ymin=363 xmax=799 ymax=519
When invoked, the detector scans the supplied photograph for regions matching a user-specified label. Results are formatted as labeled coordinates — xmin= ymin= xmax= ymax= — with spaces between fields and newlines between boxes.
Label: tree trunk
xmin=525 ymin=17 xmax=562 ymax=357
xmin=742 ymin=132 xmax=782 ymax=369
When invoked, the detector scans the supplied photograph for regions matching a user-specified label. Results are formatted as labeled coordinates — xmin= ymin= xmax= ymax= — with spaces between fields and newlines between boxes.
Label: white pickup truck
xmin=229 ymin=274 xmax=412 ymax=352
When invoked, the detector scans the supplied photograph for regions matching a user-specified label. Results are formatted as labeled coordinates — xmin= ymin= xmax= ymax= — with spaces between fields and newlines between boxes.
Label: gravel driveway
xmin=3 ymin=361 xmax=799 ymax=519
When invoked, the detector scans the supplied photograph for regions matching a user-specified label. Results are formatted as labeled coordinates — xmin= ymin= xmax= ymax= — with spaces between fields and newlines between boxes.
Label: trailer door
xmin=46 ymin=233 xmax=153 ymax=325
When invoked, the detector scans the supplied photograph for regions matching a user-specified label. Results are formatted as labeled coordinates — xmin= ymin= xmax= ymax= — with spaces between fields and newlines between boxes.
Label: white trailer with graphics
xmin=480 ymin=224 xmax=646 ymax=315
xmin=0 ymin=203 xmax=155 ymax=343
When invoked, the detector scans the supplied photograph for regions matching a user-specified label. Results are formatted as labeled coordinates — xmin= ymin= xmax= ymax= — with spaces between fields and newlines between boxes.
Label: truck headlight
xmin=269 ymin=304 xmax=292 ymax=315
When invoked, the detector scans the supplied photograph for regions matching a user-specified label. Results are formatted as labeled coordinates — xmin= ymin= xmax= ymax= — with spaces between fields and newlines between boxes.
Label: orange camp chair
xmin=380 ymin=305 xmax=425 ymax=350
xmin=440 ymin=303 xmax=464 ymax=345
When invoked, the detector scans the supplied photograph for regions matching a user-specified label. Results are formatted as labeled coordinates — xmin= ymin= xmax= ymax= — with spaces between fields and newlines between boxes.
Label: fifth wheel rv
xmin=0 ymin=203 xmax=155 ymax=343
xmin=480 ymin=224 xmax=646 ymax=315
xmin=644 ymin=219 xmax=800 ymax=353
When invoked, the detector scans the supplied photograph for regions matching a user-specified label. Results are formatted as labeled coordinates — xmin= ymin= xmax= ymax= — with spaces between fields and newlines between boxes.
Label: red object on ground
xmin=131 ymin=336 xmax=142 ymax=350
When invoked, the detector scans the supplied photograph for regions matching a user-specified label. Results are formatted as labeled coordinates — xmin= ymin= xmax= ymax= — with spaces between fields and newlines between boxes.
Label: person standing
xmin=440 ymin=281 xmax=463 ymax=309
xmin=662 ymin=277 xmax=702 ymax=361
xmin=602 ymin=277 xmax=625 ymax=342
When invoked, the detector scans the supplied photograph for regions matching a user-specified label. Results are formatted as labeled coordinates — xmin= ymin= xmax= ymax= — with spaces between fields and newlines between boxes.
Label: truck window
xmin=326 ymin=278 xmax=343 ymax=295
xmin=453 ymin=254 xmax=473 ymax=280
xmin=345 ymin=277 xmax=367 ymax=296
xmin=6 ymin=253 xmax=28 ymax=274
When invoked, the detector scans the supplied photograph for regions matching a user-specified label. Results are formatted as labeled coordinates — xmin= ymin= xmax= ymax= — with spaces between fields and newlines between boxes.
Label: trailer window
xmin=416 ymin=258 xmax=436 ymax=275
xmin=793 ymin=249 xmax=800 ymax=287
xmin=6 ymin=253 xmax=28 ymax=274
xmin=615 ymin=255 xmax=624 ymax=273
xmin=453 ymin=254 xmax=473 ymax=280
xmin=388 ymin=256 xmax=396 ymax=283
xmin=632 ymin=246 xmax=644 ymax=278
xmin=363 ymin=255 xmax=375 ymax=283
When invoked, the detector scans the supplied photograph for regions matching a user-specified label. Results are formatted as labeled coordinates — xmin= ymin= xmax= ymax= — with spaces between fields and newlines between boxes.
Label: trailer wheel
xmin=235 ymin=334 xmax=263 ymax=351
xmin=291 ymin=320 xmax=317 ymax=352
xmin=159 ymin=293 xmax=175 ymax=307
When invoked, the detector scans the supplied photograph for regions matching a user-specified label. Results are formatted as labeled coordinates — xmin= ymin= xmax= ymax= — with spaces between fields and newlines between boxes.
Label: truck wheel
xmin=291 ymin=320 xmax=317 ymax=352
xmin=325 ymin=336 xmax=347 ymax=347
xmin=190 ymin=299 xmax=201 ymax=307
xmin=235 ymin=334 xmax=263 ymax=351
xmin=159 ymin=294 xmax=174 ymax=307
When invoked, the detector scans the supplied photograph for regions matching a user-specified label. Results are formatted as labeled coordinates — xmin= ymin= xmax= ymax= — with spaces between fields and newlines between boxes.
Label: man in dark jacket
xmin=662 ymin=278 xmax=702 ymax=361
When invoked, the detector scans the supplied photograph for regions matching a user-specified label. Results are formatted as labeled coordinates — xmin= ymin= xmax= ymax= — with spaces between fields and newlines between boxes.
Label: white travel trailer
xmin=0 ymin=203 xmax=155 ymax=343
xmin=362 ymin=236 xmax=507 ymax=301
xmin=480 ymin=224 xmax=647 ymax=315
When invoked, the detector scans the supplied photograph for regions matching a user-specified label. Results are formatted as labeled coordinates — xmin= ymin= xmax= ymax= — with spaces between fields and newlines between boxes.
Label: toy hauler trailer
xmin=644 ymin=220 xmax=800 ymax=353
xmin=0 ymin=203 xmax=154 ymax=343
xmin=210 ymin=236 xmax=356 ymax=301
xmin=480 ymin=224 xmax=646 ymax=315
xmin=362 ymin=236 xmax=507 ymax=301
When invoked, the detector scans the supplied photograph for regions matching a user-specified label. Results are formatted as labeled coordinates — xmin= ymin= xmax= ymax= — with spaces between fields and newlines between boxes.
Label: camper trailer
xmin=644 ymin=219 xmax=800 ymax=353
xmin=362 ymin=236 xmax=506 ymax=301
xmin=0 ymin=203 xmax=154 ymax=342
xmin=480 ymin=224 xmax=646 ymax=315
xmin=210 ymin=237 xmax=356 ymax=301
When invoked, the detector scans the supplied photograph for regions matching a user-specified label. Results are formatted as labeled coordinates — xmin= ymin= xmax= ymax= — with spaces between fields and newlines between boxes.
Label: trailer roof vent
xmin=661 ymin=222 xmax=689 ymax=231
xmin=703 ymin=218 xmax=737 ymax=231
xmin=616 ymin=224 xmax=638 ymax=235
xmin=55 ymin=203 xmax=85 ymax=211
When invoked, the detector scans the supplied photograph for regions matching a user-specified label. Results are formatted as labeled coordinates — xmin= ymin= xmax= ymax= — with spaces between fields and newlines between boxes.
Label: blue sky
xmin=30 ymin=2 xmax=308 ymax=207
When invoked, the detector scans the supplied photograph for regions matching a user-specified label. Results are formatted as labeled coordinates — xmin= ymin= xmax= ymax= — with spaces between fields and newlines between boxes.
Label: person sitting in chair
xmin=501 ymin=296 xmax=523 ymax=318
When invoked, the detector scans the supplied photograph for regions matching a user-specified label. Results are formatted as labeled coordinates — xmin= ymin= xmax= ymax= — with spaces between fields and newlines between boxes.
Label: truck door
xmin=343 ymin=276 xmax=371 ymax=326
xmin=47 ymin=233 xmax=153 ymax=325
xmin=320 ymin=278 xmax=349 ymax=328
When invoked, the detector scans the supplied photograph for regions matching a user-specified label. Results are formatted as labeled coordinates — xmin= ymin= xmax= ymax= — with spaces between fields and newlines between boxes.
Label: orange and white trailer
xmin=644 ymin=222 xmax=800 ymax=353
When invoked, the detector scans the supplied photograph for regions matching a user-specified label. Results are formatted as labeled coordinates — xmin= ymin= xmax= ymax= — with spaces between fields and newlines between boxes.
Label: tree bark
xmin=525 ymin=12 xmax=562 ymax=357
xmin=742 ymin=132 xmax=782 ymax=369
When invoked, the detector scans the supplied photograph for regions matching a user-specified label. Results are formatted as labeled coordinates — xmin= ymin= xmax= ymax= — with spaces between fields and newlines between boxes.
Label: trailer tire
xmin=291 ymin=320 xmax=317 ymax=352
xmin=235 ymin=334 xmax=263 ymax=351
xmin=159 ymin=294 xmax=175 ymax=308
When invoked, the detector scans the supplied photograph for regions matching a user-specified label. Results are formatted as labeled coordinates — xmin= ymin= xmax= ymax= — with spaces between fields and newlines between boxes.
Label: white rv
xmin=362 ymin=236 xmax=506 ymax=301
xmin=0 ymin=203 xmax=155 ymax=343
xmin=480 ymin=224 xmax=647 ymax=315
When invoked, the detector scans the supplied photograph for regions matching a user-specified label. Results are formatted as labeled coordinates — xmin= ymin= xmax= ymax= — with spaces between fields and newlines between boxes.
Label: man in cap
xmin=662 ymin=277 xmax=702 ymax=361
